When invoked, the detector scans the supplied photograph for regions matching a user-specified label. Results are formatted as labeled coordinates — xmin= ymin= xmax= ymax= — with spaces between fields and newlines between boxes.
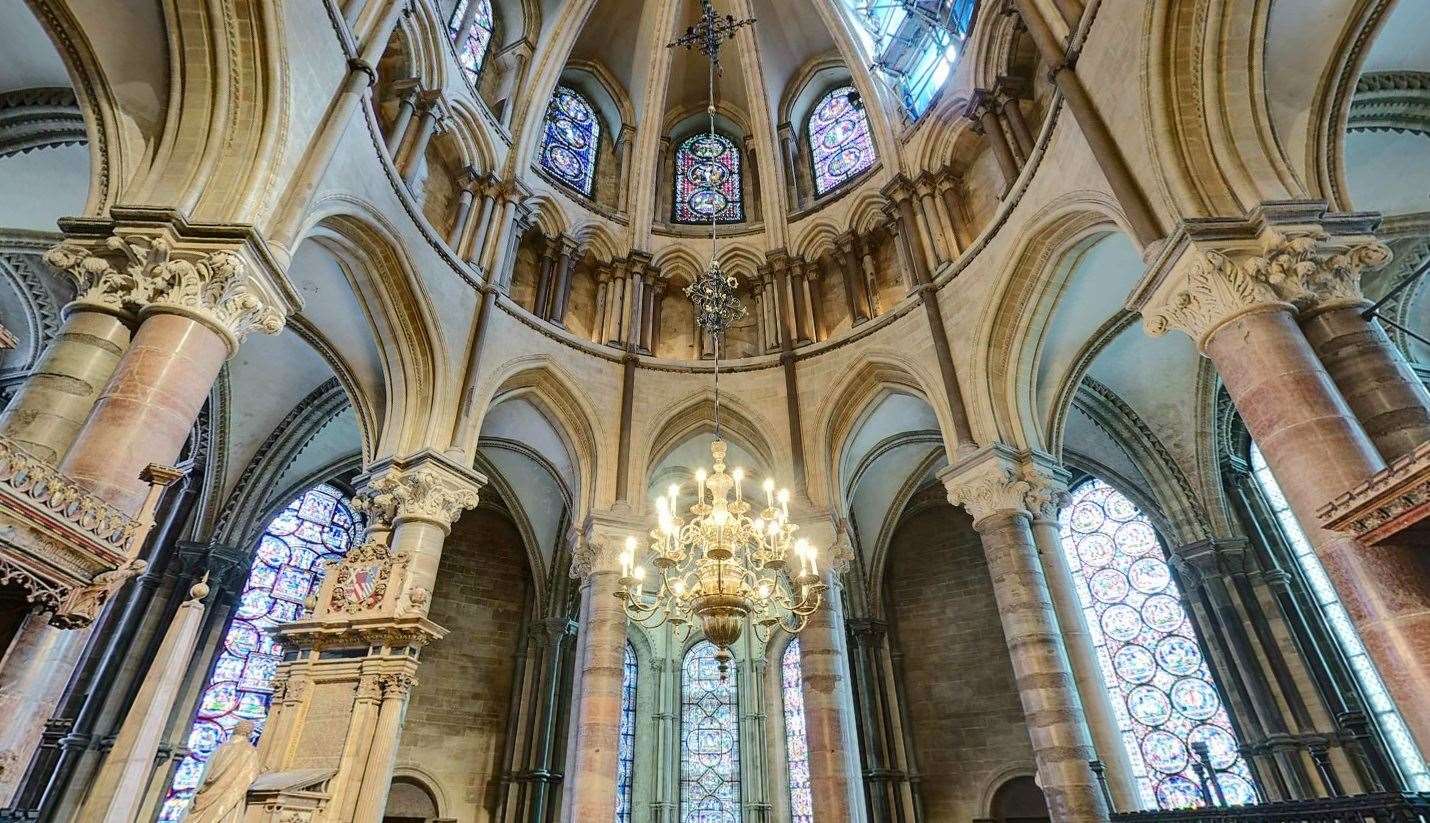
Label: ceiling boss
xmin=616 ymin=1 xmax=825 ymax=679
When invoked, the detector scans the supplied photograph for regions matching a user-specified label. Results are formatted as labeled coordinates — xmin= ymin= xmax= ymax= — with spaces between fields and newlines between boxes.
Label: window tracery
xmin=681 ymin=639 xmax=742 ymax=822
xmin=1249 ymin=445 xmax=1429 ymax=790
xmin=617 ymin=641 xmax=638 ymax=823
xmin=159 ymin=484 xmax=361 ymax=823
xmin=540 ymin=85 xmax=600 ymax=196
xmin=448 ymin=0 xmax=495 ymax=83
xmin=673 ymin=132 xmax=744 ymax=224
xmin=1058 ymin=478 xmax=1255 ymax=809
xmin=781 ymin=639 xmax=814 ymax=823
xmin=808 ymin=86 xmax=876 ymax=196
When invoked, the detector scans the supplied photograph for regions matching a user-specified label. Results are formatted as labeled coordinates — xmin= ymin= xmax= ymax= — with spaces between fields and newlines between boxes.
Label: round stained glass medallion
xmin=816 ymin=95 xmax=848 ymax=123
xmin=546 ymin=145 xmax=584 ymax=182
xmin=1142 ymin=730 xmax=1189 ymax=774
xmin=1154 ymin=774 xmax=1203 ymax=809
xmin=224 ymin=620 xmax=260 ymax=655
xmin=1105 ymin=491 xmax=1137 ymax=520
xmin=688 ymin=189 xmax=729 ymax=217
xmin=1142 ymin=594 xmax=1185 ymax=632
xmin=1127 ymin=685 xmax=1173 ymax=726
xmin=821 ymin=118 xmax=858 ymax=148
xmin=1068 ymin=501 xmax=1105 ymax=533
xmin=692 ymin=162 xmax=728 ymax=187
xmin=1076 ymin=533 xmax=1115 ymax=566
xmin=1101 ymin=604 xmax=1142 ymax=642
xmin=557 ymin=91 xmax=590 ymax=120
xmin=690 ymin=137 xmax=726 ymax=159
xmin=1089 ymin=568 xmax=1130 ymax=604
xmin=827 ymin=148 xmax=866 ymax=177
xmin=1155 ymin=635 xmax=1202 ymax=676
xmin=1188 ymin=724 xmax=1239 ymax=769
xmin=1171 ymin=677 xmax=1220 ymax=720
xmin=1113 ymin=644 xmax=1157 ymax=684
xmin=1128 ymin=557 xmax=1171 ymax=594
xmin=1114 ymin=520 xmax=1159 ymax=554
xmin=255 ymin=536 xmax=288 ymax=565
xmin=554 ymin=119 xmax=587 ymax=149
xmin=189 ymin=721 xmax=225 ymax=756
xmin=1217 ymin=772 xmax=1257 ymax=806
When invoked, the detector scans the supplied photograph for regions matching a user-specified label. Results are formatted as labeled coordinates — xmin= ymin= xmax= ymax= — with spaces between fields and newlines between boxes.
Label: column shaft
xmin=401 ymin=106 xmax=440 ymax=188
xmin=975 ymin=510 xmax=1108 ymax=822
xmin=978 ymin=106 xmax=1020 ymax=190
xmin=351 ymin=678 xmax=413 ymax=821
xmin=1205 ymin=306 xmax=1430 ymax=751
xmin=385 ymin=90 xmax=417 ymax=155
xmin=566 ymin=571 xmax=626 ymax=820
xmin=448 ymin=187 xmax=475 ymax=250
xmin=802 ymin=578 xmax=860 ymax=822
xmin=1300 ymin=304 xmax=1430 ymax=462
xmin=59 ymin=313 xmax=228 ymax=514
xmin=0 ymin=309 xmax=130 ymax=464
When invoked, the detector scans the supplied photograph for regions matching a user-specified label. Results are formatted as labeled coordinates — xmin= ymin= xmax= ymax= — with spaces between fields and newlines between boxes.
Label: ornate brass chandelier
xmin=615 ymin=1 xmax=825 ymax=676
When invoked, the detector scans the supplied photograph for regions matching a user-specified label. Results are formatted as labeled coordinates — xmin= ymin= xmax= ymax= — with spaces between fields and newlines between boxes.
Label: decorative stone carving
xmin=569 ymin=530 xmax=623 ymax=580
xmin=940 ymin=444 xmax=1032 ymax=525
xmin=1139 ymin=225 xmax=1392 ymax=347
xmin=1320 ymin=440 xmax=1430 ymax=545
xmin=354 ymin=450 xmax=484 ymax=533
xmin=43 ymin=234 xmax=286 ymax=349
xmin=378 ymin=672 xmax=417 ymax=699
xmin=326 ymin=539 xmax=405 ymax=614
xmin=50 ymin=557 xmax=146 ymax=628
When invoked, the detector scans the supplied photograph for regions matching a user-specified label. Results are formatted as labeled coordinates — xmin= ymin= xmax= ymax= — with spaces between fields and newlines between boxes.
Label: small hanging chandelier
xmin=616 ymin=1 xmax=825 ymax=676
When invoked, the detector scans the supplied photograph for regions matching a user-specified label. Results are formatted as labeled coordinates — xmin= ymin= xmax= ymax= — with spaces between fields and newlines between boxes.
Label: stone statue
xmin=186 ymin=719 xmax=260 ymax=823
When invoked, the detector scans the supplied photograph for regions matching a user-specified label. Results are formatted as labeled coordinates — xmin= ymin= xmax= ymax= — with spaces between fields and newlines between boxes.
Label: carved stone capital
xmin=378 ymin=672 xmax=417 ymax=699
xmin=571 ymin=508 xmax=645 ymax=580
xmin=46 ymin=209 xmax=298 ymax=354
xmin=355 ymin=450 xmax=486 ymax=533
xmin=1022 ymin=451 xmax=1072 ymax=522
xmin=1129 ymin=204 xmax=1391 ymax=349
xmin=939 ymin=444 xmax=1031 ymax=525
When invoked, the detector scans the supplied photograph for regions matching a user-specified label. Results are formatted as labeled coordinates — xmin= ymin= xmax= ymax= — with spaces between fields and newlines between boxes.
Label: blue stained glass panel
xmin=782 ymin=640 xmax=814 ymax=823
xmin=540 ymin=86 xmax=600 ymax=196
xmin=1059 ymin=479 xmax=1255 ymax=809
xmin=674 ymin=133 xmax=744 ymax=224
xmin=616 ymin=642 xmax=638 ymax=823
xmin=809 ymin=86 xmax=876 ymax=196
xmin=159 ymin=485 xmax=360 ymax=822
xmin=681 ymin=640 xmax=741 ymax=823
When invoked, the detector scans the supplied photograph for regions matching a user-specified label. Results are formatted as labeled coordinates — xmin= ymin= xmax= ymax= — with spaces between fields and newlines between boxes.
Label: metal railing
xmin=1111 ymin=792 xmax=1430 ymax=822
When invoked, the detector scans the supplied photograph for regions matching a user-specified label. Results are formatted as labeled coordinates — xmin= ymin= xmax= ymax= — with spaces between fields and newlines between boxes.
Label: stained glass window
xmin=448 ymin=0 xmax=494 ymax=83
xmin=673 ymin=133 xmax=744 ymax=225
xmin=842 ymin=0 xmax=976 ymax=119
xmin=782 ymin=639 xmax=814 ymax=823
xmin=616 ymin=641 xmax=638 ymax=823
xmin=1250 ymin=445 xmax=1430 ymax=790
xmin=540 ymin=86 xmax=600 ymax=196
xmin=681 ymin=640 xmax=742 ymax=822
xmin=809 ymin=86 xmax=876 ymax=196
xmin=1058 ymin=479 xmax=1255 ymax=810
xmin=158 ymin=485 xmax=361 ymax=823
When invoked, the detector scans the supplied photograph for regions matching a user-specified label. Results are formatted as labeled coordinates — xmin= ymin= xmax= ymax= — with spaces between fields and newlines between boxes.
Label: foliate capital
xmin=939 ymin=444 xmax=1072 ymax=526
xmin=1131 ymin=208 xmax=1392 ymax=350
xmin=355 ymin=450 xmax=486 ymax=533
xmin=44 ymin=212 xmax=297 ymax=353
xmin=378 ymin=672 xmax=418 ymax=698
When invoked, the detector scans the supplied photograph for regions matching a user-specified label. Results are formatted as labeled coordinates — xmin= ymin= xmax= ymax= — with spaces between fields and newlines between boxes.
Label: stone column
xmin=942 ymin=445 xmax=1109 ymax=823
xmin=1297 ymin=285 xmax=1430 ymax=463
xmin=592 ymin=266 xmax=611 ymax=343
xmin=997 ymin=85 xmax=1036 ymax=159
xmin=623 ymin=264 xmax=645 ymax=348
xmin=534 ymin=235 xmax=559 ymax=319
xmin=1024 ymin=458 xmax=1142 ymax=812
xmin=354 ymin=450 xmax=484 ymax=612
xmin=1133 ymin=210 xmax=1430 ymax=751
xmin=800 ymin=262 xmax=820 ymax=341
xmin=550 ymin=239 xmax=578 ymax=326
xmin=48 ymin=226 xmax=290 ymax=515
xmin=493 ymin=42 xmax=533 ymax=129
xmin=789 ymin=260 xmax=811 ymax=344
xmin=837 ymin=238 xmax=868 ymax=325
xmin=605 ymin=263 xmax=626 ymax=345
xmin=351 ymin=673 xmax=418 ymax=821
xmin=884 ymin=178 xmax=935 ymax=283
xmin=647 ymin=280 xmax=666 ymax=354
xmin=936 ymin=175 xmax=968 ymax=256
xmin=779 ymin=122 xmax=803 ymax=208
xmin=915 ymin=177 xmax=953 ymax=265
xmin=564 ymin=524 xmax=628 ymax=822
xmin=801 ymin=569 xmax=864 ymax=823
xmin=448 ymin=178 xmax=477 ymax=251
xmin=384 ymin=81 xmax=420 ymax=155
xmin=969 ymin=93 xmax=1020 ymax=191
xmin=401 ymin=93 xmax=443 ymax=188
xmin=639 ymin=273 xmax=657 ymax=352
xmin=845 ymin=619 xmax=897 ymax=821
xmin=467 ymin=180 xmax=499 ymax=266
xmin=0 ymin=255 xmax=135 ymax=464
xmin=859 ymin=234 xmax=882 ymax=317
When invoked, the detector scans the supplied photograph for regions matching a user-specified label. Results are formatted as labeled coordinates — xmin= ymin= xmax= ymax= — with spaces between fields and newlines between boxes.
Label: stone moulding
xmin=1318 ymin=440 xmax=1430 ymax=546
xmin=0 ymin=436 xmax=154 ymax=627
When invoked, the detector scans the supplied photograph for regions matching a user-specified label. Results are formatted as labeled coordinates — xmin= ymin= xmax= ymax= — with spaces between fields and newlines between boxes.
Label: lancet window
xmin=681 ymin=639 xmax=742 ymax=822
xmin=782 ymin=639 xmax=814 ymax=823
xmin=673 ymin=132 xmax=744 ymax=224
xmin=1058 ymin=478 xmax=1255 ymax=809
xmin=616 ymin=641 xmax=638 ymax=823
xmin=448 ymin=0 xmax=495 ymax=83
xmin=842 ymin=0 xmax=976 ymax=118
xmin=158 ymin=484 xmax=361 ymax=822
xmin=808 ymin=86 xmax=876 ymax=196
xmin=540 ymin=85 xmax=601 ymax=196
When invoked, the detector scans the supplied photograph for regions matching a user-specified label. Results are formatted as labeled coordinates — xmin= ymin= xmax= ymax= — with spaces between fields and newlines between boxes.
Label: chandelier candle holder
xmin=616 ymin=439 xmax=826 ymax=677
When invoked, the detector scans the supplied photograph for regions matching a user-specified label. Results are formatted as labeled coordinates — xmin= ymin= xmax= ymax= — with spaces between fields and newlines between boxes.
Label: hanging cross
xmin=666 ymin=0 xmax=755 ymax=72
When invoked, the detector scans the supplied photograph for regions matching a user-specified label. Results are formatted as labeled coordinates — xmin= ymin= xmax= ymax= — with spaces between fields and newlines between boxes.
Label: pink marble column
xmin=1205 ymin=305 xmax=1430 ymax=750
xmin=800 ymin=572 xmax=860 ymax=822
xmin=1300 ymin=303 xmax=1430 ymax=462
xmin=565 ymin=567 xmax=626 ymax=821
xmin=352 ymin=673 xmax=417 ymax=821
xmin=59 ymin=313 xmax=228 ymax=515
